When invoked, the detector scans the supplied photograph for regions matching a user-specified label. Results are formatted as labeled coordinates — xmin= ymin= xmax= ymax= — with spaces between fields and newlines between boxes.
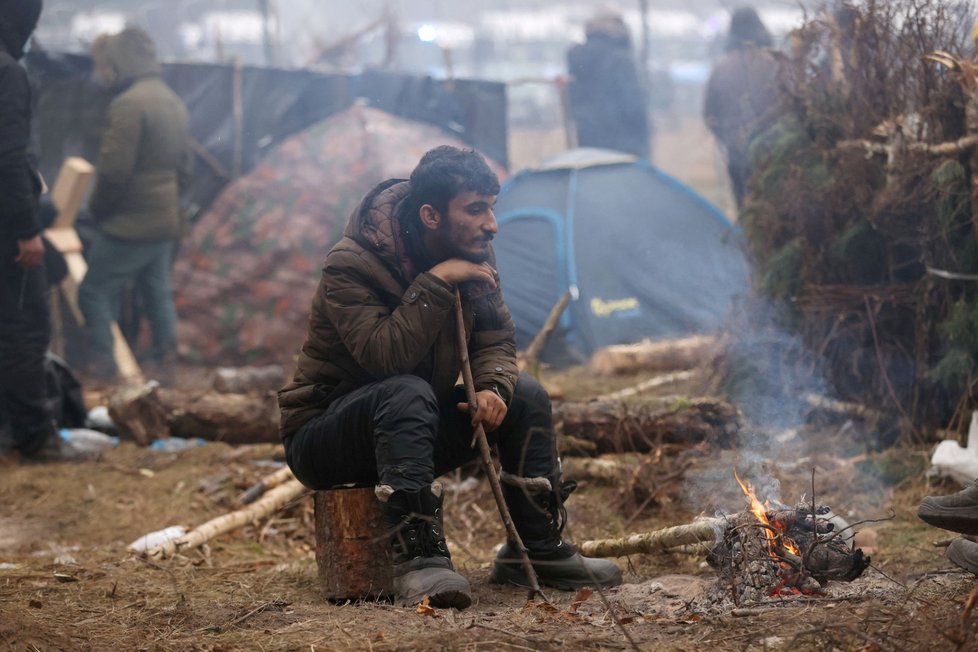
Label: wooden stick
xmin=453 ymin=290 xmax=541 ymax=598
xmin=236 ymin=466 xmax=296 ymax=505
xmin=144 ymin=479 xmax=308 ymax=559
xmin=520 ymin=289 xmax=571 ymax=375
xmin=580 ymin=517 xmax=724 ymax=557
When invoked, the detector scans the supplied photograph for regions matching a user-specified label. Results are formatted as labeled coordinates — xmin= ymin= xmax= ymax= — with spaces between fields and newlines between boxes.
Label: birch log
xmin=581 ymin=518 xmax=724 ymax=557
xmin=144 ymin=479 xmax=308 ymax=559
xmin=589 ymin=335 xmax=718 ymax=376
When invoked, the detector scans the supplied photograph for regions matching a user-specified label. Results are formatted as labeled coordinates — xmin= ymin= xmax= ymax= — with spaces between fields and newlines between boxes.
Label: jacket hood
xmin=344 ymin=179 xmax=411 ymax=271
xmin=104 ymin=26 xmax=161 ymax=84
xmin=0 ymin=0 xmax=42 ymax=59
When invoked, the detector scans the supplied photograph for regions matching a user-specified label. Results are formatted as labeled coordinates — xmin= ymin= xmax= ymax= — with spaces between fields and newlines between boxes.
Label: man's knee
xmin=511 ymin=371 xmax=552 ymax=416
xmin=373 ymin=375 xmax=439 ymax=425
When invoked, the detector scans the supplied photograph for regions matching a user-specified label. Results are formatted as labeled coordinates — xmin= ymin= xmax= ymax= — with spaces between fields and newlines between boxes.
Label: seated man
xmin=279 ymin=146 xmax=621 ymax=609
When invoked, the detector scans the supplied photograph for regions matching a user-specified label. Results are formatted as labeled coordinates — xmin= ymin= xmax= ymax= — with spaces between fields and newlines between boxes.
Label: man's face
xmin=434 ymin=191 xmax=498 ymax=263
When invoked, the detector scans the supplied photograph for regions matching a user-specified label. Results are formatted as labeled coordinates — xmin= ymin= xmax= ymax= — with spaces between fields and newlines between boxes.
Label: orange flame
xmin=733 ymin=470 xmax=800 ymax=557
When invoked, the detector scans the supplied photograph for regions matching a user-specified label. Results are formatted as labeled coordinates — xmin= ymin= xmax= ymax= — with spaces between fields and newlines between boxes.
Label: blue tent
xmin=493 ymin=148 xmax=750 ymax=362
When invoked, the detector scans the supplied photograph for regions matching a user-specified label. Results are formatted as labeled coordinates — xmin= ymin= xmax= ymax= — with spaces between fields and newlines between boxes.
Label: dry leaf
xmin=416 ymin=596 xmax=439 ymax=618
xmin=568 ymin=587 xmax=593 ymax=613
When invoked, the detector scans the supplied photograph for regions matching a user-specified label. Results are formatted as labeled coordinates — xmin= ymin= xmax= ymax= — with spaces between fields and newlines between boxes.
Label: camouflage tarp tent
xmin=172 ymin=105 xmax=505 ymax=366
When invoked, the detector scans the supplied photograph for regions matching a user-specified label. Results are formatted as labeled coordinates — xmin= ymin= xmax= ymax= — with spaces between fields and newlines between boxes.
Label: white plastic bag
xmin=929 ymin=411 xmax=978 ymax=486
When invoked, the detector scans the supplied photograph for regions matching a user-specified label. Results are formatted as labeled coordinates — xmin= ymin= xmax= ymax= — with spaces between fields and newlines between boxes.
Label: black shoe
xmin=489 ymin=540 xmax=622 ymax=590
xmin=918 ymin=481 xmax=978 ymax=535
xmin=946 ymin=538 xmax=978 ymax=574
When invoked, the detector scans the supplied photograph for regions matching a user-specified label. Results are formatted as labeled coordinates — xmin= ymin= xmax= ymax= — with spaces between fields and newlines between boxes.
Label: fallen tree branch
xmin=580 ymin=517 xmax=724 ymax=557
xmin=144 ymin=479 xmax=308 ymax=559
xmin=596 ymin=370 xmax=695 ymax=401
xmin=519 ymin=289 xmax=572 ymax=375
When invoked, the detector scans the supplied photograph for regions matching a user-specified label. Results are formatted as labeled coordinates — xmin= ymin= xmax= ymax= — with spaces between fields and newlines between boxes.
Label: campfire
xmin=705 ymin=472 xmax=871 ymax=605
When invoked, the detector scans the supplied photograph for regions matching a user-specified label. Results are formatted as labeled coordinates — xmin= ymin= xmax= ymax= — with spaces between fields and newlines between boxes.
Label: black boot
xmin=489 ymin=478 xmax=622 ymax=590
xmin=378 ymin=483 xmax=472 ymax=609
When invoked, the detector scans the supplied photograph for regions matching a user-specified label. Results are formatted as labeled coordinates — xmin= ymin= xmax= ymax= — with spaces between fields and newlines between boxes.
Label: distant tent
xmin=492 ymin=148 xmax=750 ymax=362
xmin=172 ymin=105 xmax=505 ymax=366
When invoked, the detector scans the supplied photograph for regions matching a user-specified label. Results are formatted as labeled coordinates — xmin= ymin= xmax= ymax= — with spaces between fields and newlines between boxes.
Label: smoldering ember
xmin=7 ymin=0 xmax=978 ymax=650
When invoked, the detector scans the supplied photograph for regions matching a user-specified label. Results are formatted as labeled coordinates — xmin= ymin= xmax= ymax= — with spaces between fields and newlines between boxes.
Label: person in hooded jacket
xmin=78 ymin=27 xmax=191 ymax=382
xmin=0 ymin=0 xmax=58 ymax=459
xmin=703 ymin=7 xmax=781 ymax=210
xmin=279 ymin=146 xmax=622 ymax=610
xmin=566 ymin=10 xmax=651 ymax=160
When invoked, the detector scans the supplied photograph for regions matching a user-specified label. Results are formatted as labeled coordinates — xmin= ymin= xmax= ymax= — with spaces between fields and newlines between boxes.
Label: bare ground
xmin=2 ymin=365 xmax=977 ymax=651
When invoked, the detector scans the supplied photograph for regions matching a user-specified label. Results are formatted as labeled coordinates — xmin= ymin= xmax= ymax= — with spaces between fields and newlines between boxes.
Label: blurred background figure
xmin=566 ymin=8 xmax=651 ymax=160
xmin=78 ymin=27 xmax=191 ymax=384
xmin=0 ymin=0 xmax=61 ymax=459
xmin=703 ymin=6 xmax=780 ymax=210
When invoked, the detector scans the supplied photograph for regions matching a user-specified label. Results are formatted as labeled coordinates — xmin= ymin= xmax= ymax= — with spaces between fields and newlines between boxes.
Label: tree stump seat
xmin=314 ymin=486 xmax=393 ymax=601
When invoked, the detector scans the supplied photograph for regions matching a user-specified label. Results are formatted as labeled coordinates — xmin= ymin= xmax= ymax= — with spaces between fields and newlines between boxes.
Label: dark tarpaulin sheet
xmin=26 ymin=51 xmax=507 ymax=215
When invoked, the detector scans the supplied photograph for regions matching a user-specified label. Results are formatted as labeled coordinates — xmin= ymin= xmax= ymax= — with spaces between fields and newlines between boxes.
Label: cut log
xmin=315 ymin=487 xmax=393 ymax=600
xmin=588 ymin=335 xmax=719 ymax=376
xmin=554 ymin=397 xmax=740 ymax=455
xmin=145 ymin=478 xmax=308 ymax=559
xmin=581 ymin=517 xmax=724 ymax=557
xmin=108 ymin=385 xmax=278 ymax=445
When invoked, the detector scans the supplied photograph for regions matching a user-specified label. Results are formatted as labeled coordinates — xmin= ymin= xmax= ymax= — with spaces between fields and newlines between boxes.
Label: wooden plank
xmin=43 ymin=227 xmax=83 ymax=254
xmin=50 ymin=157 xmax=95 ymax=230
xmin=44 ymin=156 xmax=144 ymax=384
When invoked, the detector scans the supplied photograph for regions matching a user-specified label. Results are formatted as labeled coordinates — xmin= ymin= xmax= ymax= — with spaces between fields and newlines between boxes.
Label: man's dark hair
xmin=404 ymin=145 xmax=500 ymax=220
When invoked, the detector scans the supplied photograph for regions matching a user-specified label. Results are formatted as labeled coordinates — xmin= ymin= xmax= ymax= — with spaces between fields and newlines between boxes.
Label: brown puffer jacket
xmin=278 ymin=179 xmax=520 ymax=439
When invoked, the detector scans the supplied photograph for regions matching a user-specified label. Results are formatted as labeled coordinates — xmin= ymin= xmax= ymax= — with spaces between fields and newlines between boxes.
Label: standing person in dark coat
xmin=704 ymin=7 xmax=781 ymax=209
xmin=0 ymin=0 xmax=57 ymax=459
xmin=79 ymin=27 xmax=191 ymax=383
xmin=567 ymin=10 xmax=651 ymax=160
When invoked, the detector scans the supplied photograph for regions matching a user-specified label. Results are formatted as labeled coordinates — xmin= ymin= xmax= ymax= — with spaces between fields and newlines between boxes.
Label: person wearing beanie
xmin=566 ymin=9 xmax=651 ymax=159
xmin=78 ymin=27 xmax=191 ymax=384
xmin=0 ymin=0 xmax=60 ymax=459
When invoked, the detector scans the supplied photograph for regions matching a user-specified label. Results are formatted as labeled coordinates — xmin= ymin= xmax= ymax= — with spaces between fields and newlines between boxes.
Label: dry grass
xmin=2 ymin=368 xmax=978 ymax=651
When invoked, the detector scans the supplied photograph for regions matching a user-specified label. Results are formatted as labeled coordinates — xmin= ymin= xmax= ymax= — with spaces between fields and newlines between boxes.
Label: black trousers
xmin=284 ymin=371 xmax=558 ymax=493
xmin=0 ymin=257 xmax=54 ymax=456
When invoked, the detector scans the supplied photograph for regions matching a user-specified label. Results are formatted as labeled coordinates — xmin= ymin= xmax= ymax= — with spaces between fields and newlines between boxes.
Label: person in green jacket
xmin=79 ymin=27 xmax=191 ymax=382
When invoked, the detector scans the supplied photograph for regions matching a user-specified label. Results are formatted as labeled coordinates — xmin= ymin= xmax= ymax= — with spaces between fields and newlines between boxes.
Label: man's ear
xmin=419 ymin=204 xmax=441 ymax=231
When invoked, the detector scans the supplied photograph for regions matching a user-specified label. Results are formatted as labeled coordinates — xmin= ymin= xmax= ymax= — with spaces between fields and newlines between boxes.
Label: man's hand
xmin=457 ymin=389 xmax=507 ymax=431
xmin=430 ymin=260 xmax=497 ymax=287
xmin=14 ymin=235 xmax=44 ymax=268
